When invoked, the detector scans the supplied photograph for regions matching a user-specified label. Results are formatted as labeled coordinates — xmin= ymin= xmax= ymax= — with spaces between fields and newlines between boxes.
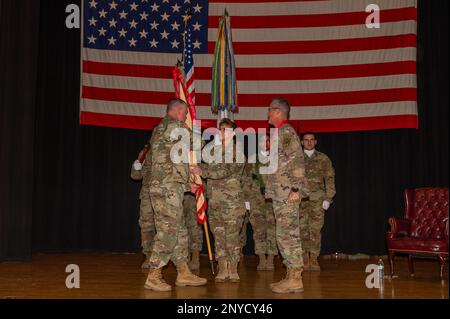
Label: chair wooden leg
xmin=388 ymin=250 xmax=395 ymax=276
xmin=438 ymin=255 xmax=446 ymax=279
xmin=408 ymin=255 xmax=415 ymax=277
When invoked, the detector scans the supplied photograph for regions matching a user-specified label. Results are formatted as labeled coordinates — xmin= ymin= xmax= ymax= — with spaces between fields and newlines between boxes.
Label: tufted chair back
xmin=404 ymin=188 xmax=449 ymax=240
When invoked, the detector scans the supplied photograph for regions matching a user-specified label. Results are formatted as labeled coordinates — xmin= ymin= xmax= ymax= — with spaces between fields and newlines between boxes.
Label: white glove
xmin=245 ymin=201 xmax=251 ymax=210
xmin=133 ymin=160 xmax=143 ymax=171
xmin=322 ymin=200 xmax=330 ymax=210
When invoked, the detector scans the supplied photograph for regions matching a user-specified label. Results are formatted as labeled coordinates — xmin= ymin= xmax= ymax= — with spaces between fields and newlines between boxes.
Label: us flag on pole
xmin=81 ymin=0 xmax=418 ymax=132
xmin=172 ymin=15 xmax=207 ymax=225
xmin=183 ymin=12 xmax=196 ymax=105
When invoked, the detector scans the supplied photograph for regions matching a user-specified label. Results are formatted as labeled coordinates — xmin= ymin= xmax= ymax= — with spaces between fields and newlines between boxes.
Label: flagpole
xmin=181 ymin=9 xmax=215 ymax=276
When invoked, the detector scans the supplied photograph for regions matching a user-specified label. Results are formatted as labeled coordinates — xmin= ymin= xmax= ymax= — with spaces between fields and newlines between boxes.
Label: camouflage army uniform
xmin=130 ymin=154 xmax=156 ymax=259
xmin=240 ymin=162 xmax=278 ymax=256
xmin=147 ymin=116 xmax=191 ymax=269
xmin=184 ymin=193 xmax=203 ymax=253
xmin=262 ymin=122 xmax=309 ymax=269
xmin=201 ymin=144 xmax=246 ymax=263
xmin=299 ymin=150 xmax=335 ymax=257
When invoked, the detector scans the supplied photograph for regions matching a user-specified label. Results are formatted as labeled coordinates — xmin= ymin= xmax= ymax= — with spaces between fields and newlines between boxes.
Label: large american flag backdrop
xmin=80 ymin=0 xmax=418 ymax=132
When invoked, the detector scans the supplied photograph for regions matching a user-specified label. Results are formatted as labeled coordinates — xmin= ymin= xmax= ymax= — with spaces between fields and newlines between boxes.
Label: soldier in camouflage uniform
xmin=299 ymin=132 xmax=336 ymax=271
xmin=191 ymin=118 xmax=246 ymax=283
xmin=263 ymin=98 xmax=310 ymax=294
xmin=144 ymin=98 xmax=207 ymax=291
xmin=184 ymin=192 xmax=203 ymax=271
xmin=240 ymin=161 xmax=278 ymax=271
xmin=130 ymin=143 xmax=156 ymax=268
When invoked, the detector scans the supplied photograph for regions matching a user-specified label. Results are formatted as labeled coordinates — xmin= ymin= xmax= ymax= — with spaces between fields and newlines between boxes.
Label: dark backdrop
xmin=0 ymin=0 xmax=448 ymax=260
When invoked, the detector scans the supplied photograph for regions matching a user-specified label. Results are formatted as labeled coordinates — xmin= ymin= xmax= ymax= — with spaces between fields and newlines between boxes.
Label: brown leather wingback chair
xmin=387 ymin=188 xmax=449 ymax=279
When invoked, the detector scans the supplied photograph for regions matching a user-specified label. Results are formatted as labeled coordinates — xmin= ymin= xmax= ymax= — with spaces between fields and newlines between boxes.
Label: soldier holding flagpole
xmin=144 ymin=98 xmax=207 ymax=292
xmin=175 ymin=7 xmax=216 ymax=276
xmin=190 ymin=118 xmax=246 ymax=282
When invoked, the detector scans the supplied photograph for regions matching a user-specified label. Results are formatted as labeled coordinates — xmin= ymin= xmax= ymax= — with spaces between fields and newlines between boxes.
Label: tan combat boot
xmin=269 ymin=268 xmax=290 ymax=289
xmin=271 ymin=267 xmax=304 ymax=294
xmin=228 ymin=261 xmax=240 ymax=282
xmin=175 ymin=262 xmax=207 ymax=287
xmin=189 ymin=251 xmax=200 ymax=271
xmin=256 ymin=254 xmax=266 ymax=271
xmin=215 ymin=258 xmax=229 ymax=282
xmin=265 ymin=255 xmax=275 ymax=271
xmin=141 ymin=254 xmax=151 ymax=269
xmin=302 ymin=252 xmax=310 ymax=271
xmin=144 ymin=268 xmax=172 ymax=291
xmin=310 ymin=254 xmax=321 ymax=271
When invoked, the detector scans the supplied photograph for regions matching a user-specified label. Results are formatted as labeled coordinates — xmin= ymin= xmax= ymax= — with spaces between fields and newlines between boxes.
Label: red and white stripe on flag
xmin=80 ymin=0 xmax=418 ymax=132
xmin=173 ymin=66 xmax=207 ymax=224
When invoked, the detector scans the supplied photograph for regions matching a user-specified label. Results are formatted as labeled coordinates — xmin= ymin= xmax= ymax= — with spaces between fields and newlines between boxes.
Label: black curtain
xmin=0 ymin=0 xmax=448 ymax=261
xmin=0 ymin=0 xmax=40 ymax=260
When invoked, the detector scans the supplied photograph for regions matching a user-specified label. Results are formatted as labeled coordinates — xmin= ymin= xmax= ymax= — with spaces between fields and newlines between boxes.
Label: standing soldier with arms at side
xmin=144 ymin=98 xmax=207 ymax=292
xmin=299 ymin=132 xmax=336 ymax=271
xmin=130 ymin=143 xmax=156 ymax=268
xmin=240 ymin=158 xmax=278 ymax=271
xmin=191 ymin=118 xmax=246 ymax=283
xmin=263 ymin=98 xmax=310 ymax=294
xmin=184 ymin=192 xmax=204 ymax=271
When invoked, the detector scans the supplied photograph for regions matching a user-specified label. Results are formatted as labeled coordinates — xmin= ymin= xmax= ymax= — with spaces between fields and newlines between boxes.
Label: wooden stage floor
xmin=0 ymin=253 xmax=447 ymax=299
